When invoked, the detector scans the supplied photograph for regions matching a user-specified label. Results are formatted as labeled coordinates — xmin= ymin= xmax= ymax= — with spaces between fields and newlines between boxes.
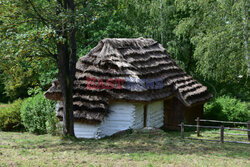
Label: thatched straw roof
xmin=44 ymin=38 xmax=212 ymax=121
xmin=44 ymin=80 xmax=62 ymax=101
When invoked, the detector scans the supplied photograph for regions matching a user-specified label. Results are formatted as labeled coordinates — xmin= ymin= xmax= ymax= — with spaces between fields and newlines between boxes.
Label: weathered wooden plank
xmin=179 ymin=124 xmax=250 ymax=132
xmin=220 ymin=125 xmax=224 ymax=143
xmin=181 ymin=122 xmax=184 ymax=139
xmin=197 ymin=117 xmax=200 ymax=137
xmin=195 ymin=119 xmax=249 ymax=125
xmin=202 ymin=131 xmax=247 ymax=136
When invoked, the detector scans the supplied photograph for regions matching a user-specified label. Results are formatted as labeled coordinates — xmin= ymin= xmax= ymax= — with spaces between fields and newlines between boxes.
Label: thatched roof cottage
xmin=45 ymin=38 xmax=212 ymax=138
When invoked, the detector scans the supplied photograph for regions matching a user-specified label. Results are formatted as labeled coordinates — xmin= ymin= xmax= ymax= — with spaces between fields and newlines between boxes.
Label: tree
xmin=54 ymin=0 xmax=76 ymax=136
xmin=0 ymin=0 xmax=79 ymax=136
xmin=1 ymin=0 xmax=248 ymax=131
xmin=174 ymin=0 xmax=249 ymax=83
xmin=113 ymin=0 xmax=195 ymax=72
xmin=0 ymin=1 xmax=58 ymax=100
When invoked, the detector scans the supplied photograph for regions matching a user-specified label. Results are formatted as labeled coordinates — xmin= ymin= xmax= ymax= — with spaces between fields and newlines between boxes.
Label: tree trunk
xmin=160 ymin=0 xmax=163 ymax=45
xmin=55 ymin=0 xmax=76 ymax=137
xmin=57 ymin=42 xmax=75 ymax=136
xmin=68 ymin=0 xmax=76 ymax=136
xmin=243 ymin=0 xmax=249 ymax=75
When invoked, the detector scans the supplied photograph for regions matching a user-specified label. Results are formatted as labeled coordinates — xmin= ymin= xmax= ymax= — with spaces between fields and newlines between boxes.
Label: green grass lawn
xmin=0 ymin=129 xmax=249 ymax=167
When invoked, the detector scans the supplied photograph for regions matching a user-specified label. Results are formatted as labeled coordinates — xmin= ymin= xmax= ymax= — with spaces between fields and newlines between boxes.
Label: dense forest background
xmin=0 ymin=0 xmax=249 ymax=103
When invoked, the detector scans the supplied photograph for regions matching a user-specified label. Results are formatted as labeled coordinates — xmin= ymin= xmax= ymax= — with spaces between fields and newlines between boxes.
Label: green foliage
xmin=0 ymin=82 xmax=8 ymax=103
xmin=0 ymin=0 xmax=249 ymax=106
xmin=0 ymin=99 xmax=23 ymax=131
xmin=0 ymin=0 xmax=59 ymax=99
xmin=204 ymin=96 xmax=250 ymax=122
xmin=45 ymin=113 xmax=60 ymax=135
xmin=213 ymin=78 xmax=250 ymax=101
xmin=20 ymin=92 xmax=58 ymax=134
xmin=0 ymin=55 xmax=57 ymax=100
xmin=175 ymin=0 xmax=248 ymax=82
xmin=112 ymin=0 xmax=193 ymax=71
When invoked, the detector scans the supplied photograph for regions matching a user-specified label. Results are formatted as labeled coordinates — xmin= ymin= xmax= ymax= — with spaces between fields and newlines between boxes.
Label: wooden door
xmin=164 ymin=97 xmax=184 ymax=130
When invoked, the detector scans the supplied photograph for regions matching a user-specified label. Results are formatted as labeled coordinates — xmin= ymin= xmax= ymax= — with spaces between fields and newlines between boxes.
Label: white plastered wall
xmin=146 ymin=101 xmax=164 ymax=128
xmin=74 ymin=123 xmax=100 ymax=138
xmin=132 ymin=103 xmax=144 ymax=129
xmin=99 ymin=102 xmax=135 ymax=138
xmin=70 ymin=100 xmax=164 ymax=139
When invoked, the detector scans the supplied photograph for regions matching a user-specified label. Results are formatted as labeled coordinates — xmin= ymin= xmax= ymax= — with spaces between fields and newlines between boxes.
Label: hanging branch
xmin=26 ymin=0 xmax=49 ymax=27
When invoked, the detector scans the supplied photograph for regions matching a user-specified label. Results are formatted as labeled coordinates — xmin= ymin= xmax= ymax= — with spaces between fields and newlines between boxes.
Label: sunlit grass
xmin=0 ymin=129 xmax=249 ymax=167
xmin=187 ymin=128 xmax=249 ymax=143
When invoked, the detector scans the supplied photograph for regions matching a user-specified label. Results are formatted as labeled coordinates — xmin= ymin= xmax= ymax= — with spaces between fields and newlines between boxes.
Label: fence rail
xmin=194 ymin=119 xmax=249 ymax=125
xmin=204 ymin=131 xmax=247 ymax=136
xmin=181 ymin=124 xmax=250 ymax=132
xmin=180 ymin=118 xmax=250 ymax=144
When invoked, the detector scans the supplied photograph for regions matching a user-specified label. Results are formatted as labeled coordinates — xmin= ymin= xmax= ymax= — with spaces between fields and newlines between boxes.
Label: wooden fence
xmin=180 ymin=118 xmax=250 ymax=144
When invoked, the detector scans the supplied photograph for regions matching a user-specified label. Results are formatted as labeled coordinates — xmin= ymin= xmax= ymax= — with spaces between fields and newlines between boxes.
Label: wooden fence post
xmin=181 ymin=122 xmax=184 ymax=139
xmin=220 ymin=125 xmax=224 ymax=143
xmin=197 ymin=117 xmax=200 ymax=137
xmin=248 ymin=121 xmax=250 ymax=141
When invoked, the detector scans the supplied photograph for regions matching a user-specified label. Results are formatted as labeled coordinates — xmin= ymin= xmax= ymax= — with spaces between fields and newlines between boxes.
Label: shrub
xmin=204 ymin=96 xmax=250 ymax=122
xmin=21 ymin=92 xmax=58 ymax=134
xmin=45 ymin=111 xmax=60 ymax=135
xmin=0 ymin=99 xmax=23 ymax=131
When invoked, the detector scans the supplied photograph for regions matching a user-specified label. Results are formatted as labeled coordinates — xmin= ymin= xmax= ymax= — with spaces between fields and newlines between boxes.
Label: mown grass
xmin=0 ymin=129 xmax=249 ymax=167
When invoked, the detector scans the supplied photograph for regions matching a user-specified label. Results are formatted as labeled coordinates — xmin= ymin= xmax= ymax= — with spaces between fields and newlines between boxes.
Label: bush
xmin=204 ymin=96 xmax=250 ymax=122
xmin=0 ymin=99 xmax=23 ymax=131
xmin=21 ymin=92 xmax=59 ymax=134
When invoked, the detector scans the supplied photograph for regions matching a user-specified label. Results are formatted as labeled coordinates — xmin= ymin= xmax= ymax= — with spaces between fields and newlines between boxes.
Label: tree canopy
xmin=0 ymin=0 xmax=249 ymax=102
